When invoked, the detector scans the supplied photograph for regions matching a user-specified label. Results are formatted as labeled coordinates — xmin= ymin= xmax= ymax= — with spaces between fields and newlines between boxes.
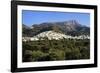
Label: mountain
xmin=23 ymin=20 xmax=90 ymax=37
xmin=22 ymin=24 xmax=32 ymax=36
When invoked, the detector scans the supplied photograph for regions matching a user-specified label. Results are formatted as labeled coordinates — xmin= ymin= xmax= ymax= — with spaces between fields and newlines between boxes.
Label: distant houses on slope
xmin=22 ymin=31 xmax=90 ymax=42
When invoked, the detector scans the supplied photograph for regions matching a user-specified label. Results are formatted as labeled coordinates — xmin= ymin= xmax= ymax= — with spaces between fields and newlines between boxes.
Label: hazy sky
xmin=22 ymin=10 xmax=90 ymax=27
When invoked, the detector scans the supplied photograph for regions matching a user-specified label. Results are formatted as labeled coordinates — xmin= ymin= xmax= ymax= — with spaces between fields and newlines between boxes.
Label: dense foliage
xmin=22 ymin=38 xmax=90 ymax=62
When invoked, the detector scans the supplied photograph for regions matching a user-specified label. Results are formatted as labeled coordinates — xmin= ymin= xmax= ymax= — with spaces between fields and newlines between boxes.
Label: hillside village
xmin=22 ymin=31 xmax=90 ymax=41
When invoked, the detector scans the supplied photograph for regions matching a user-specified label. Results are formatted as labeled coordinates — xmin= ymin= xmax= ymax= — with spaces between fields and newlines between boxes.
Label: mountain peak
xmin=65 ymin=20 xmax=81 ymax=26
